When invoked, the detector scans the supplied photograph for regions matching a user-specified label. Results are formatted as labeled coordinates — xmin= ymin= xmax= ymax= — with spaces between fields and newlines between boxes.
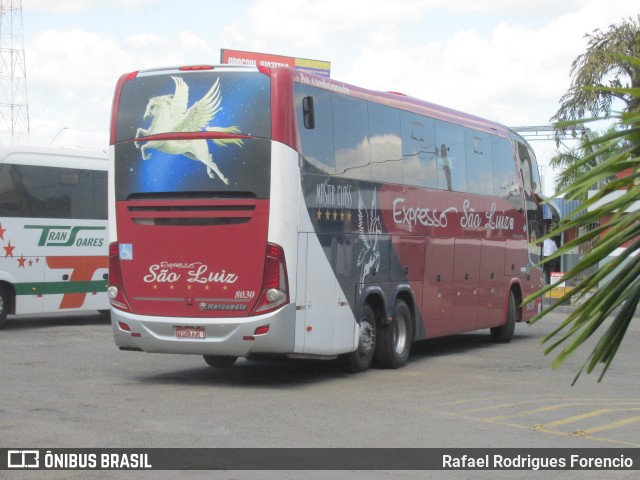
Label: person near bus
xmin=543 ymin=236 xmax=559 ymax=284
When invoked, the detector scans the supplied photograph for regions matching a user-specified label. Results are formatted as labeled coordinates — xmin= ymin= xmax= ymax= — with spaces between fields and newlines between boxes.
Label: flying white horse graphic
xmin=135 ymin=76 xmax=243 ymax=184
xmin=357 ymin=189 xmax=382 ymax=284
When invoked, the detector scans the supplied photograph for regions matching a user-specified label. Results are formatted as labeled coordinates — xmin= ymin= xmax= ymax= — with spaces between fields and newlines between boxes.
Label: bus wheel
xmin=376 ymin=299 xmax=413 ymax=369
xmin=341 ymin=303 xmax=377 ymax=373
xmin=491 ymin=291 xmax=517 ymax=343
xmin=0 ymin=285 xmax=7 ymax=329
xmin=203 ymin=355 xmax=237 ymax=368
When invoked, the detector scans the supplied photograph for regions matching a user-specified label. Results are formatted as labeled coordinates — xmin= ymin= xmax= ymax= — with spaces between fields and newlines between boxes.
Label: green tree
xmin=551 ymin=15 xmax=640 ymax=141
xmin=526 ymin=64 xmax=640 ymax=383
xmin=549 ymin=126 xmax=622 ymax=199
xmin=530 ymin=16 xmax=640 ymax=383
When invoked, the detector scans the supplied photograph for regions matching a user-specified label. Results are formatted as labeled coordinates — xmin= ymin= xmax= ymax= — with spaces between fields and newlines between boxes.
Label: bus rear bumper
xmin=111 ymin=304 xmax=296 ymax=357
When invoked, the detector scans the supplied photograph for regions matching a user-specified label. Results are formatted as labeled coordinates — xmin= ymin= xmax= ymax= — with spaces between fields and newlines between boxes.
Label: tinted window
xmin=526 ymin=145 xmax=542 ymax=195
xmin=465 ymin=130 xmax=493 ymax=195
xmin=0 ymin=164 xmax=106 ymax=219
xmin=114 ymin=138 xmax=271 ymax=200
xmin=517 ymin=142 xmax=538 ymax=198
xmin=116 ymin=71 xmax=272 ymax=198
xmin=401 ymin=111 xmax=437 ymax=188
xmin=492 ymin=137 xmax=520 ymax=209
xmin=435 ymin=120 xmax=467 ymax=192
xmin=116 ymin=71 xmax=271 ymax=143
xmin=333 ymin=94 xmax=371 ymax=180
xmin=93 ymin=171 xmax=108 ymax=219
xmin=295 ymin=83 xmax=335 ymax=175
xmin=369 ymin=103 xmax=402 ymax=184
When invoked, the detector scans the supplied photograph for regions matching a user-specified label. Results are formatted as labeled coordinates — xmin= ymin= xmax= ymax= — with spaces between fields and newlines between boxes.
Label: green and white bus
xmin=0 ymin=146 xmax=109 ymax=328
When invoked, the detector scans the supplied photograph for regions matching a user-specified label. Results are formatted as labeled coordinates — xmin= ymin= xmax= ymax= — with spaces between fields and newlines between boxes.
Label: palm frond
xmin=526 ymin=59 xmax=640 ymax=381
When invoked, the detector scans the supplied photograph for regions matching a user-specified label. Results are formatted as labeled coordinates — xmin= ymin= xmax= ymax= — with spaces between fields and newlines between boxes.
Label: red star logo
xmin=3 ymin=241 xmax=15 ymax=257
xmin=18 ymin=255 xmax=26 ymax=268
xmin=0 ymin=222 xmax=6 ymax=240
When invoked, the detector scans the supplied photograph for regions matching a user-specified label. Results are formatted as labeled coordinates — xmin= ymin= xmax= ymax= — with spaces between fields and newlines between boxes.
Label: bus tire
xmin=375 ymin=299 xmax=413 ymax=369
xmin=203 ymin=355 xmax=237 ymax=368
xmin=491 ymin=290 xmax=517 ymax=343
xmin=341 ymin=303 xmax=377 ymax=373
xmin=0 ymin=285 xmax=7 ymax=329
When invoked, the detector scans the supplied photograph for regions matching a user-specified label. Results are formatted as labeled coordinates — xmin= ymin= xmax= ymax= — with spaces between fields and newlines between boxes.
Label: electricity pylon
xmin=0 ymin=0 xmax=29 ymax=144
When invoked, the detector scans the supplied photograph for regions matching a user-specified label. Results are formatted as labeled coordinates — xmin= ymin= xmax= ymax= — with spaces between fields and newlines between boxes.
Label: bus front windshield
xmin=113 ymin=71 xmax=272 ymax=200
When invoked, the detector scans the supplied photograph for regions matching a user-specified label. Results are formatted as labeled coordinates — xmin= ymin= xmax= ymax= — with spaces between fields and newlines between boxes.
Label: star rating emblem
xmin=314 ymin=208 xmax=353 ymax=224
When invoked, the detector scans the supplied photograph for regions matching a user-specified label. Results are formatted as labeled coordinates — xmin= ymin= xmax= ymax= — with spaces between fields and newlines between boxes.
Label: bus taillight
xmin=108 ymin=242 xmax=132 ymax=311
xmin=251 ymin=243 xmax=289 ymax=315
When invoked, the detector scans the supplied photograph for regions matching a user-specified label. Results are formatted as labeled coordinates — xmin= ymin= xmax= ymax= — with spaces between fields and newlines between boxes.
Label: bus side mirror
xmin=303 ymin=96 xmax=315 ymax=129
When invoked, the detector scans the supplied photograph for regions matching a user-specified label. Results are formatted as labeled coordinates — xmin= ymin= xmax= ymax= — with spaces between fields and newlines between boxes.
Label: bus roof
xmin=278 ymin=66 xmax=512 ymax=138
xmin=0 ymin=145 xmax=107 ymax=170
xmin=122 ymin=64 xmax=514 ymax=140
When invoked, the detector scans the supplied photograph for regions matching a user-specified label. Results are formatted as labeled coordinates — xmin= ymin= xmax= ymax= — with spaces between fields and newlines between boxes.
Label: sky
xmin=15 ymin=0 xmax=640 ymax=195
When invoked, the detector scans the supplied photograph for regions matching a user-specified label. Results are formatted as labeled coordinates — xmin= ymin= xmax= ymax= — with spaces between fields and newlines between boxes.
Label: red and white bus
xmin=108 ymin=65 xmax=543 ymax=371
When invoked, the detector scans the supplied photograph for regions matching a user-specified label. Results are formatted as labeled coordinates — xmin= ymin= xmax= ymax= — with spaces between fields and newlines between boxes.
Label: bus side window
xmin=400 ymin=111 xmax=437 ymax=189
xmin=0 ymin=164 xmax=18 ymax=216
xmin=333 ymin=94 xmax=371 ymax=181
xmin=93 ymin=171 xmax=108 ymax=220
xmin=14 ymin=165 xmax=46 ymax=218
xmin=465 ymin=130 xmax=493 ymax=195
xmin=295 ymin=84 xmax=336 ymax=175
xmin=492 ymin=137 xmax=520 ymax=210
xmin=434 ymin=120 xmax=467 ymax=192
xmin=369 ymin=103 xmax=402 ymax=185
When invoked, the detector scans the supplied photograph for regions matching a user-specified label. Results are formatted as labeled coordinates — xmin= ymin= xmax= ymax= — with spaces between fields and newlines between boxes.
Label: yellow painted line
xmin=432 ymin=398 xmax=640 ymax=448
xmin=457 ymin=401 xmax=522 ymax=414
xmin=544 ymin=407 xmax=640 ymax=429
xmin=435 ymin=409 xmax=640 ymax=447
xmin=485 ymin=403 xmax=584 ymax=421
xmin=580 ymin=415 xmax=640 ymax=435
xmin=451 ymin=399 xmax=640 ymax=415
xmin=543 ymin=408 xmax=613 ymax=428
xmin=532 ymin=424 xmax=640 ymax=448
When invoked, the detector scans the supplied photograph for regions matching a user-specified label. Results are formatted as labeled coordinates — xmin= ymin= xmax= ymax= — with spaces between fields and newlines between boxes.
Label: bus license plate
xmin=175 ymin=326 xmax=206 ymax=339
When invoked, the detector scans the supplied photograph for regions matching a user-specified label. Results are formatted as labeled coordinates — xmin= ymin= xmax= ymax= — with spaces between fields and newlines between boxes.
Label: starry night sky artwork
xmin=114 ymin=72 xmax=272 ymax=200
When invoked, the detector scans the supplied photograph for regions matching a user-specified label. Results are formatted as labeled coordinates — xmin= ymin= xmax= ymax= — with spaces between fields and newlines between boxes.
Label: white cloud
xmin=18 ymin=0 xmax=640 ymax=160
xmin=24 ymin=24 xmax=218 ymax=147
xmin=345 ymin=0 xmax=639 ymax=127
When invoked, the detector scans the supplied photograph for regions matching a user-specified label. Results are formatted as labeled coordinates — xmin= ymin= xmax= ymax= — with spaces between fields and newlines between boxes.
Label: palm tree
xmin=525 ymin=64 xmax=640 ymax=383
xmin=529 ymin=17 xmax=640 ymax=383
xmin=549 ymin=126 xmax=623 ymax=199
xmin=551 ymin=15 xmax=640 ymax=141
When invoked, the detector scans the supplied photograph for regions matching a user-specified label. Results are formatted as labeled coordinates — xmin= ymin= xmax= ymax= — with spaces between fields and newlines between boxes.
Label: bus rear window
xmin=115 ymin=71 xmax=271 ymax=144
xmin=114 ymin=71 xmax=272 ymax=199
